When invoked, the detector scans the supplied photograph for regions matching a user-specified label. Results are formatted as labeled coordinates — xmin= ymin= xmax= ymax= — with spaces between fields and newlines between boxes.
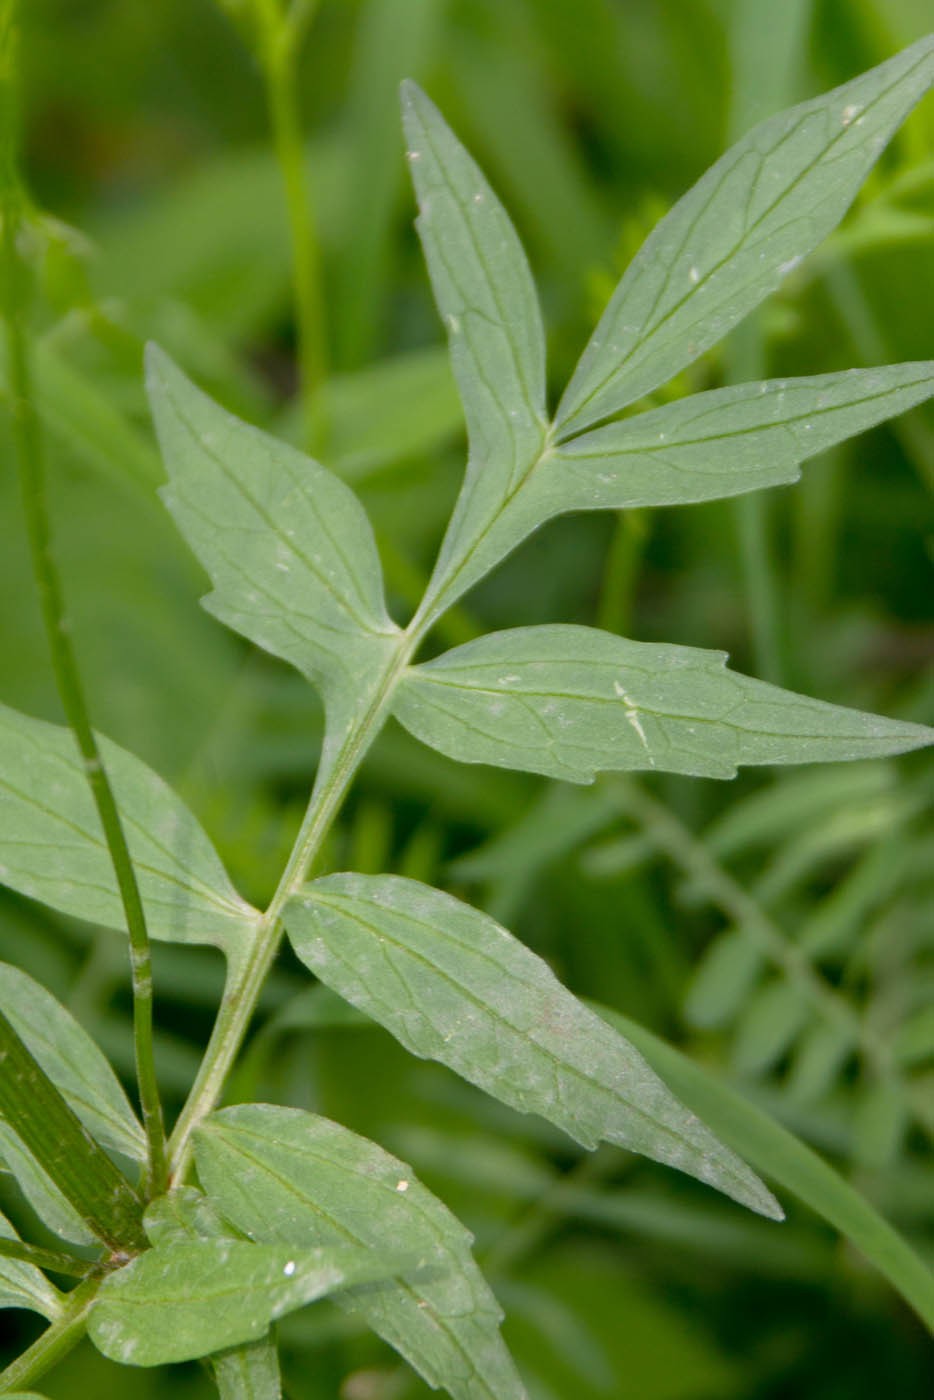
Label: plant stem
xmin=0 ymin=1237 xmax=91 ymax=1280
xmin=726 ymin=318 xmax=785 ymax=684
xmin=260 ymin=5 xmax=327 ymax=452
xmin=0 ymin=1277 xmax=100 ymax=1394
xmin=0 ymin=6 xmax=168 ymax=1200
xmin=169 ymin=631 xmax=421 ymax=1177
xmin=596 ymin=509 xmax=649 ymax=636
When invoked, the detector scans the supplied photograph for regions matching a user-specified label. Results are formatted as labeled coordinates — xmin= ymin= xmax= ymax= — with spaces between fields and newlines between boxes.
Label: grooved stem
xmin=169 ymin=628 xmax=420 ymax=1178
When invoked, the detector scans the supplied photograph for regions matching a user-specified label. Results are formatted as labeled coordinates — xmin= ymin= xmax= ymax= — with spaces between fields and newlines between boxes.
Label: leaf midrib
xmin=557 ymin=49 xmax=932 ymax=431
xmin=305 ymin=891 xmax=733 ymax=1166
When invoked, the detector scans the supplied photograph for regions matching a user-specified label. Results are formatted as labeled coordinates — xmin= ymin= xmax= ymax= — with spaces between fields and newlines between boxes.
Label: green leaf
xmin=400 ymin=81 xmax=548 ymax=615
xmin=0 ymin=1121 xmax=96 ymax=1247
xmin=547 ymin=365 xmax=934 ymax=510
xmin=731 ymin=980 xmax=810 ymax=1075
xmin=195 ymin=1105 xmax=526 ymax=1400
xmin=315 ymin=347 xmax=462 ymax=482
xmin=0 ymin=964 xmax=144 ymax=1163
xmin=0 ymin=700 xmax=259 ymax=949
xmin=89 ymin=1239 xmax=396 ymax=1367
xmin=598 ymin=1003 xmax=934 ymax=1332
xmin=555 ymin=38 xmax=934 ymax=434
xmin=893 ymin=1003 xmax=934 ymax=1068
xmin=144 ymin=1189 xmax=285 ymax=1389
xmin=144 ymin=1186 xmax=240 ymax=1247
xmin=393 ymin=625 xmax=932 ymax=781
xmin=852 ymin=1079 xmax=909 ymax=1171
xmin=0 ymin=1010 xmax=145 ymax=1253
xmin=284 ymin=875 xmax=781 ymax=1219
xmin=786 ymin=1022 xmax=857 ymax=1104
xmin=685 ymin=932 xmax=764 ymax=1030
xmin=0 ymin=1209 xmax=63 ymax=1320
xmin=146 ymin=346 xmax=401 ymax=747
xmin=211 ymin=1338 xmax=282 ymax=1400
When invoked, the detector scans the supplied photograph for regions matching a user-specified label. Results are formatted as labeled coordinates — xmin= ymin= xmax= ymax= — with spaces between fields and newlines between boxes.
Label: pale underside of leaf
xmin=0 ymin=702 xmax=258 ymax=950
xmin=195 ymin=1105 xmax=526 ymax=1400
xmin=146 ymin=346 xmax=400 ymax=716
xmin=89 ymin=1240 xmax=393 ymax=1367
xmin=392 ymin=625 xmax=932 ymax=782
xmin=0 ymin=1208 xmax=63 ymax=1320
xmin=549 ymin=363 xmax=934 ymax=509
xmin=556 ymin=37 xmax=934 ymax=435
xmin=284 ymin=875 xmax=781 ymax=1220
xmin=400 ymin=82 xmax=548 ymax=615
xmin=418 ymin=363 xmax=934 ymax=612
xmin=0 ymin=963 xmax=145 ymax=1163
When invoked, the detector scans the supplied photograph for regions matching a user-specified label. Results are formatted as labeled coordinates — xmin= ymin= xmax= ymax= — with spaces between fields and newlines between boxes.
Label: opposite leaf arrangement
xmin=1 ymin=39 xmax=933 ymax=1400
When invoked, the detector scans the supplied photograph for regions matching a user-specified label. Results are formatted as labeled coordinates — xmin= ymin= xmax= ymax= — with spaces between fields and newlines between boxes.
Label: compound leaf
xmin=146 ymin=346 xmax=401 ymax=754
xmin=89 ymin=1239 xmax=395 ymax=1367
xmin=284 ymin=876 xmax=781 ymax=1220
xmin=195 ymin=1105 xmax=525 ymax=1400
xmin=401 ymin=74 xmax=934 ymax=613
xmin=0 ymin=701 xmax=259 ymax=950
xmin=556 ymin=37 xmax=934 ymax=434
xmin=401 ymin=82 xmax=547 ymax=617
xmin=0 ymin=964 xmax=145 ymax=1163
xmin=392 ymin=625 xmax=932 ymax=781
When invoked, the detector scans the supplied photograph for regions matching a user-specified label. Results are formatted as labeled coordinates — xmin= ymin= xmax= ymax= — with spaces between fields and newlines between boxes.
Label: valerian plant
xmin=0 ymin=20 xmax=933 ymax=1397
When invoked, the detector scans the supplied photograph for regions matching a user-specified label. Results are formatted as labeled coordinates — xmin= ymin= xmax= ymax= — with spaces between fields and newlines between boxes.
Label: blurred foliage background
xmin=1 ymin=0 xmax=933 ymax=1395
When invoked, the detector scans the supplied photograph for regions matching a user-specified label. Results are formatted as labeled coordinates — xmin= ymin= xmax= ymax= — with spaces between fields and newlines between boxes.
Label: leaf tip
xmin=398 ymin=77 xmax=422 ymax=108
xmin=143 ymin=340 xmax=174 ymax=396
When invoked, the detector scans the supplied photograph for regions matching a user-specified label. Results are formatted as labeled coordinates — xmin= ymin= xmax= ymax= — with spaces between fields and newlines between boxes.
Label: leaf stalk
xmin=0 ymin=1277 xmax=100 ymax=1393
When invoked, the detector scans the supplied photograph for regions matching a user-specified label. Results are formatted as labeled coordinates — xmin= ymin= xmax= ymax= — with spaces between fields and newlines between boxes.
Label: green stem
xmin=0 ymin=4 xmax=168 ymax=1199
xmin=0 ymin=1277 xmax=100 ymax=1393
xmin=596 ymin=509 xmax=649 ymax=636
xmin=169 ymin=630 xmax=421 ymax=1177
xmin=260 ymin=10 xmax=327 ymax=452
xmin=726 ymin=319 xmax=784 ymax=684
xmin=0 ymin=1237 xmax=91 ymax=1280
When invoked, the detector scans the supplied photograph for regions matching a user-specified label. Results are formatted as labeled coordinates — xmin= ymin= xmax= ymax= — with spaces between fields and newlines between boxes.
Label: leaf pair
xmin=401 ymin=42 xmax=934 ymax=617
